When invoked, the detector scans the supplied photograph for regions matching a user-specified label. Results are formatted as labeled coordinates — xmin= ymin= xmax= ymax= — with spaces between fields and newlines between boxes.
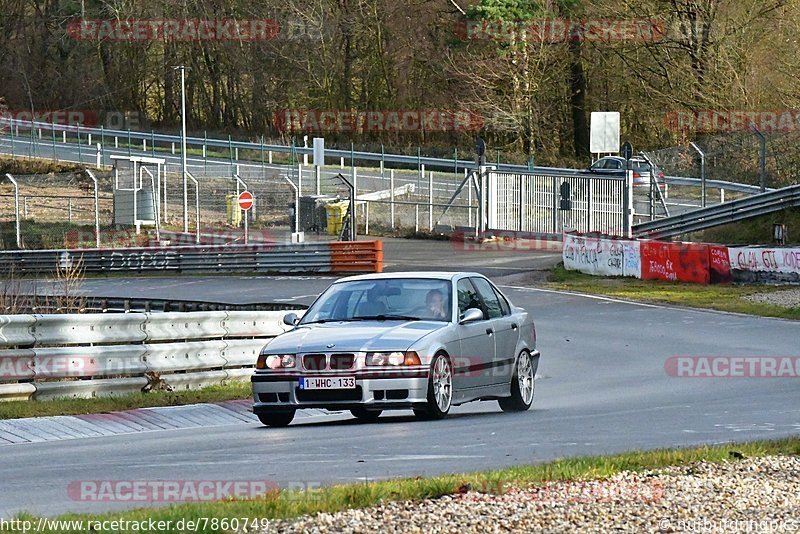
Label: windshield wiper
xmin=351 ymin=314 xmax=421 ymax=321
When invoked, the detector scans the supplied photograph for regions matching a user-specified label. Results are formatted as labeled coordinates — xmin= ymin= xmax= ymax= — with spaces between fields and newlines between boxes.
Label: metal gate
xmin=486 ymin=171 xmax=627 ymax=235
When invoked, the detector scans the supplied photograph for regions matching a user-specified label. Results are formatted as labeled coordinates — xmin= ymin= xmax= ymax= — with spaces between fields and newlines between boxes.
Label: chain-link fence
xmin=0 ymin=158 xmax=479 ymax=249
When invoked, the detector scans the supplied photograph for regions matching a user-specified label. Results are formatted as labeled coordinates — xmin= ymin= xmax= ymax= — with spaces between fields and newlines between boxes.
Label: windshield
xmin=299 ymin=278 xmax=452 ymax=324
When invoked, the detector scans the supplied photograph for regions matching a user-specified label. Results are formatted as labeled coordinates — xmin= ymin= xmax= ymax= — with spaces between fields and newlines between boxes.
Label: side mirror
xmin=459 ymin=308 xmax=484 ymax=324
xmin=282 ymin=312 xmax=300 ymax=326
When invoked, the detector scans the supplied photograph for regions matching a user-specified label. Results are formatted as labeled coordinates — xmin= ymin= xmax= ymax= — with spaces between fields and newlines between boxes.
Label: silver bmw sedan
xmin=252 ymin=272 xmax=539 ymax=426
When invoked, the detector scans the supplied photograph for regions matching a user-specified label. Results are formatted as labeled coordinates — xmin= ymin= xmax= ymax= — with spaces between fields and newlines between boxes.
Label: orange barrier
xmin=330 ymin=241 xmax=383 ymax=273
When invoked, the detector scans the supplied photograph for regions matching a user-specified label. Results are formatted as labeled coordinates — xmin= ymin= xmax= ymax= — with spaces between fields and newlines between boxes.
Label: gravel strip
xmin=742 ymin=288 xmax=800 ymax=309
xmin=260 ymin=456 xmax=800 ymax=533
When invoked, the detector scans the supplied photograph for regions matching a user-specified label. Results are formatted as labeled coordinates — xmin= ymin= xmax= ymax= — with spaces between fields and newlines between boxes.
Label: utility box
xmin=290 ymin=195 xmax=337 ymax=232
xmin=113 ymin=189 xmax=156 ymax=226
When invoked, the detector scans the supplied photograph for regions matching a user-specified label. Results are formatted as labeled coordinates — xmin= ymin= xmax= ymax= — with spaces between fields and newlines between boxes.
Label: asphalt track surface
xmin=2 ymin=250 xmax=799 ymax=516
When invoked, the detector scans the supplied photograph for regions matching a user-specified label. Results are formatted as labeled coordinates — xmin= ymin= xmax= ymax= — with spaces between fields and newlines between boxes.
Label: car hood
xmin=262 ymin=320 xmax=446 ymax=353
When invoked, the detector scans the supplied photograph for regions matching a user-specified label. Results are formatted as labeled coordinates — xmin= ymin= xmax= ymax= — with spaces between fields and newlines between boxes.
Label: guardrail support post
xmin=4 ymin=173 xmax=21 ymax=248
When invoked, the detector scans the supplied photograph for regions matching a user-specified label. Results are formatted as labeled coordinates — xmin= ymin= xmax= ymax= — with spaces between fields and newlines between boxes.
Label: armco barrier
xmin=0 ymin=315 xmax=36 ymax=346
xmin=709 ymin=245 xmax=732 ymax=284
xmin=562 ymin=233 xmax=640 ymax=278
xmin=640 ymin=241 xmax=710 ymax=284
xmin=330 ymin=241 xmax=384 ymax=273
xmin=0 ymin=310 xmax=299 ymax=401
xmin=0 ymin=241 xmax=383 ymax=276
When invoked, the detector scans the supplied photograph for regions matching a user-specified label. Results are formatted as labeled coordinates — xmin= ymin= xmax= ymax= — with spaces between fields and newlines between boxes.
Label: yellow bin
xmin=325 ymin=202 xmax=349 ymax=235
xmin=226 ymin=193 xmax=242 ymax=226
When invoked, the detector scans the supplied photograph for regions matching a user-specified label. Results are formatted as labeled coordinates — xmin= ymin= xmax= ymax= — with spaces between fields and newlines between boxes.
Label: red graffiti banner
xmin=640 ymin=241 xmax=710 ymax=284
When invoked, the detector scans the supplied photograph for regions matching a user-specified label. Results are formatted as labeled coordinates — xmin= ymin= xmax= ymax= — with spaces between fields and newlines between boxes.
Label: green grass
xmin=0 ymin=381 xmax=251 ymax=420
xmin=0 ymin=155 xmax=83 ymax=174
xmin=548 ymin=265 xmax=800 ymax=320
xmin=4 ymin=437 xmax=798 ymax=533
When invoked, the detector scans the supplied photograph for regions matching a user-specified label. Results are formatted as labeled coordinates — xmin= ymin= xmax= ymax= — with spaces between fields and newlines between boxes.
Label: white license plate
xmin=299 ymin=377 xmax=356 ymax=390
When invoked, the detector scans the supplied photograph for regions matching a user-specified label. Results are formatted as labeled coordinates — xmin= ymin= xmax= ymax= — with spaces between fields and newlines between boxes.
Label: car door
xmin=470 ymin=277 xmax=518 ymax=385
xmin=454 ymin=278 xmax=495 ymax=390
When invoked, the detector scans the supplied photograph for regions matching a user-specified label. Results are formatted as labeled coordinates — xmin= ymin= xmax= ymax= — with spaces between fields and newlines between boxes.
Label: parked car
xmin=252 ymin=272 xmax=540 ymax=426
xmin=585 ymin=156 xmax=665 ymax=188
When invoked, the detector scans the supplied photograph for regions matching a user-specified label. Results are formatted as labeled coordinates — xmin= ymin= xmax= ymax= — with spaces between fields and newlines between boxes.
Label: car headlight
xmin=366 ymin=351 xmax=421 ymax=366
xmin=257 ymin=354 xmax=296 ymax=370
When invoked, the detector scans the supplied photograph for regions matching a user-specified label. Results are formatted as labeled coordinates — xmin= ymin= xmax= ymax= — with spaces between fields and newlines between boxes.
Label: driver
xmin=425 ymin=289 xmax=447 ymax=320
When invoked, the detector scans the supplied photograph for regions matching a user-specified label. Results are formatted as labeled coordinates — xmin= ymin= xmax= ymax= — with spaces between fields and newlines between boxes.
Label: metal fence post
xmin=428 ymin=170 xmax=433 ymax=231
xmin=186 ymin=172 xmax=200 ymax=243
xmin=77 ymin=123 xmax=82 ymax=164
xmin=751 ymin=125 xmax=767 ymax=192
xmin=390 ymin=169 xmax=395 ymax=229
xmin=5 ymin=174 xmax=21 ymax=248
xmin=51 ymin=121 xmax=57 ymax=162
xmin=467 ymin=169 xmax=472 ymax=228
xmin=85 ymin=170 xmax=102 ymax=247
xmin=690 ymin=142 xmax=706 ymax=207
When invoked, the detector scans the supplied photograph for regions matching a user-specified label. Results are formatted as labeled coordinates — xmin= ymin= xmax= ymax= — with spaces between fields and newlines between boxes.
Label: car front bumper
xmin=251 ymin=369 xmax=430 ymax=414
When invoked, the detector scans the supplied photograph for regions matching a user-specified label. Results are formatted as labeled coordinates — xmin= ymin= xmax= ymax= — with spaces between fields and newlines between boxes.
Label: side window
xmin=470 ymin=277 xmax=503 ymax=319
xmin=457 ymin=279 xmax=484 ymax=318
xmin=491 ymin=285 xmax=511 ymax=316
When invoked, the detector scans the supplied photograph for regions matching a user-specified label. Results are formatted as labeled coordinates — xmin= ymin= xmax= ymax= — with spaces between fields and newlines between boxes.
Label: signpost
xmin=621 ymin=142 xmax=633 ymax=238
xmin=238 ymin=191 xmax=254 ymax=244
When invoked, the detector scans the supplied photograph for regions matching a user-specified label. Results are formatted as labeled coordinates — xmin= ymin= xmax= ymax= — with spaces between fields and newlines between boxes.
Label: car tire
xmin=414 ymin=353 xmax=453 ymax=420
xmin=257 ymin=411 xmax=296 ymax=427
xmin=350 ymin=408 xmax=382 ymax=422
xmin=498 ymin=351 xmax=535 ymax=412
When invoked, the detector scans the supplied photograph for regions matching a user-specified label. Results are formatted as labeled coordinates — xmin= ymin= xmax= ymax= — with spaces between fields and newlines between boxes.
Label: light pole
xmin=173 ymin=65 xmax=189 ymax=232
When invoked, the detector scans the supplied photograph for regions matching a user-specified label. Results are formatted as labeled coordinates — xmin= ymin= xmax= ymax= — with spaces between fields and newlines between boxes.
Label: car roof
xmin=336 ymin=271 xmax=482 ymax=283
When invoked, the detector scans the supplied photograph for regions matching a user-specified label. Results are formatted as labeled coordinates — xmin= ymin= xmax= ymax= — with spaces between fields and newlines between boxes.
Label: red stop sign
xmin=238 ymin=191 xmax=254 ymax=211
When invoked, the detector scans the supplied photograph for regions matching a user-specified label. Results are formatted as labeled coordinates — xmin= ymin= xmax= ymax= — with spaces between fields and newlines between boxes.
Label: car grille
xmin=329 ymin=353 xmax=355 ymax=370
xmin=296 ymin=386 xmax=363 ymax=402
xmin=303 ymin=354 xmax=327 ymax=371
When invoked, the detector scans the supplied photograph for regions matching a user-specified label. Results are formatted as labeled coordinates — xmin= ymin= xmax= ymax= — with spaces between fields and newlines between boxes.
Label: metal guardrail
xmin=0 ymin=241 xmax=383 ymax=276
xmin=633 ymin=183 xmax=800 ymax=239
xmin=662 ymin=175 xmax=768 ymax=195
xmin=0 ymin=309 xmax=299 ymax=401
xmin=1 ymin=117 xmax=765 ymax=193
xmin=1 ymin=295 xmax=307 ymax=314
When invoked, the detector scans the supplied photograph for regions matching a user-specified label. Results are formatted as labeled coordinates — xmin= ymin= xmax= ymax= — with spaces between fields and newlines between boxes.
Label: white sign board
xmin=563 ymin=234 xmax=624 ymax=277
xmin=589 ymin=112 xmax=621 ymax=154
xmin=728 ymin=247 xmax=800 ymax=274
xmin=313 ymin=137 xmax=325 ymax=167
